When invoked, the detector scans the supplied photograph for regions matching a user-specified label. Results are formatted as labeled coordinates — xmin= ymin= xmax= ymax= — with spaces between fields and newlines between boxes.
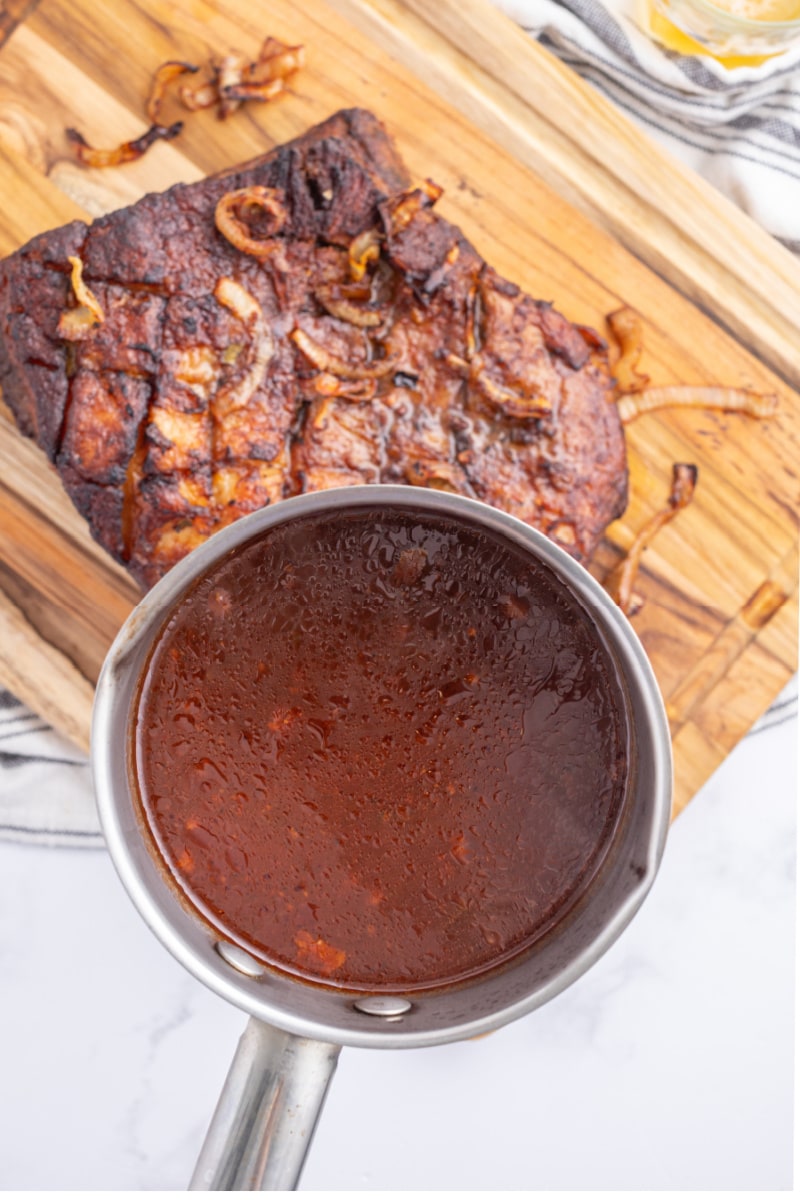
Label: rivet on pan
xmin=215 ymin=941 xmax=266 ymax=978
xmin=353 ymin=995 xmax=412 ymax=1018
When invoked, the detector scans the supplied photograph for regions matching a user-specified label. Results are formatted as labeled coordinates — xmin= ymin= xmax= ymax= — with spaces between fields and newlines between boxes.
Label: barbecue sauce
xmin=133 ymin=507 xmax=629 ymax=991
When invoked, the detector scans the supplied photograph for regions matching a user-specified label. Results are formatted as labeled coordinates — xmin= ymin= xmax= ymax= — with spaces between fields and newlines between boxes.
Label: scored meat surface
xmin=0 ymin=108 xmax=627 ymax=588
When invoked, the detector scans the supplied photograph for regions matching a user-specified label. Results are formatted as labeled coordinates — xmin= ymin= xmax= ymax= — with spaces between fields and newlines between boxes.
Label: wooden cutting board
xmin=0 ymin=0 xmax=797 ymax=817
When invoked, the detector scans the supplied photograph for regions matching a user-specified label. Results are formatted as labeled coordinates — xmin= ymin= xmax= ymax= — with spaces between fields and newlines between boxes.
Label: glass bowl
xmin=644 ymin=0 xmax=800 ymax=63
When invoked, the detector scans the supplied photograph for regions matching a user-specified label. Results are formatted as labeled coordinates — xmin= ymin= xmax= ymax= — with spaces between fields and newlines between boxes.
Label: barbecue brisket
xmin=0 ymin=108 xmax=627 ymax=587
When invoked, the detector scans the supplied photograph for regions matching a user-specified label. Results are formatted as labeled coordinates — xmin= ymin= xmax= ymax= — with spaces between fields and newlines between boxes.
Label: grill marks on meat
xmin=0 ymin=108 xmax=627 ymax=587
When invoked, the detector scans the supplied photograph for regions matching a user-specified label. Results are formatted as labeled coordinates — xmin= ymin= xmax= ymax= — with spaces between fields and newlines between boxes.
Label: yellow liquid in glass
xmin=646 ymin=0 xmax=799 ymax=63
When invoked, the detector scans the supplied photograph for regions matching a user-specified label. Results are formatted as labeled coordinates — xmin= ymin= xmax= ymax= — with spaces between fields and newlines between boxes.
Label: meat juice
xmin=133 ymin=507 xmax=630 ymax=991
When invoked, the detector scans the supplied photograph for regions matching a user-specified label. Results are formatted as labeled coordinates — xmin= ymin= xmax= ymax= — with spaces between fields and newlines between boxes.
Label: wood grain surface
xmin=0 ymin=0 xmax=41 ymax=50
xmin=331 ymin=0 xmax=800 ymax=388
xmin=0 ymin=0 xmax=796 ymax=818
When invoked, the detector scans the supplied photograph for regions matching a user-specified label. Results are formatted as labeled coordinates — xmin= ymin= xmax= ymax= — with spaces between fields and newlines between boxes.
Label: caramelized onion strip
xmin=57 ymin=256 xmax=104 ymax=340
xmin=213 ymin=278 xmax=274 ymax=416
xmin=314 ymin=373 xmax=377 ymax=402
xmin=348 ymin=230 xmax=382 ymax=282
xmin=617 ymin=385 xmax=779 ymax=424
xmin=384 ymin=182 xmax=443 ymax=237
xmin=465 ymin=283 xmax=480 ymax=360
xmin=66 ymin=256 xmax=104 ymax=323
xmin=315 ymin=284 xmax=384 ymax=328
xmin=606 ymin=464 xmax=698 ymax=616
xmin=178 ymin=81 xmax=218 ymax=111
xmin=214 ymin=277 xmax=262 ymax=327
xmin=607 ymin=307 xmax=649 ymax=395
xmin=255 ymin=37 xmax=306 ymax=80
xmin=146 ymin=60 xmax=198 ymax=123
xmin=66 ymin=122 xmax=183 ymax=168
xmin=221 ymin=78 xmax=284 ymax=104
xmin=291 ymin=328 xmax=399 ymax=379
xmin=177 ymin=38 xmax=304 ymax=117
xmin=471 ymin=365 xmax=552 ymax=419
xmin=215 ymin=54 xmax=246 ymax=119
xmin=445 ymin=352 xmax=551 ymax=418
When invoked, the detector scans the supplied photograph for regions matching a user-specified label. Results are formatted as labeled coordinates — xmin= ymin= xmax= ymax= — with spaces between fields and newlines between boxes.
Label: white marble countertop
xmin=0 ymin=685 xmax=794 ymax=1191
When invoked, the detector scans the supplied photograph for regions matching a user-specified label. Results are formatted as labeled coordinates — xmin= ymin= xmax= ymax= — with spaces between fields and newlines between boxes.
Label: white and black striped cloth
xmin=0 ymin=690 xmax=101 ymax=846
xmin=2 ymin=1 xmax=798 ymax=845
xmin=495 ymin=0 xmax=800 ymax=253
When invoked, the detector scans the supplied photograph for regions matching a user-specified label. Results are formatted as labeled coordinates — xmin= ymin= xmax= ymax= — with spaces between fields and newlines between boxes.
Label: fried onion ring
xmin=214 ymin=186 xmax=288 ymax=258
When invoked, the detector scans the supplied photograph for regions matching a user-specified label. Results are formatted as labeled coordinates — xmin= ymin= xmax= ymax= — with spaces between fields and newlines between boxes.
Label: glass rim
xmin=656 ymin=0 xmax=800 ymax=32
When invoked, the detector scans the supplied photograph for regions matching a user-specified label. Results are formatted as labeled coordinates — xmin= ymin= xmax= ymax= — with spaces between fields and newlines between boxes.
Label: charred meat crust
xmin=0 ymin=107 xmax=627 ymax=587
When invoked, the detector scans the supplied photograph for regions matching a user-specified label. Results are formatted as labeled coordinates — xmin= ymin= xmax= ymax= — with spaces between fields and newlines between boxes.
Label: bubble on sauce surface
xmin=134 ymin=508 xmax=629 ymax=990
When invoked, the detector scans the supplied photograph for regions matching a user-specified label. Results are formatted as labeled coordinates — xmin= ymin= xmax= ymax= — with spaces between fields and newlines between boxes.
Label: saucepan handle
xmin=189 ymin=1017 xmax=341 ymax=1191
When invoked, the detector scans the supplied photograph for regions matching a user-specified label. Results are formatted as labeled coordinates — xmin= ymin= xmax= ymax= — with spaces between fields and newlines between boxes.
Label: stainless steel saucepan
xmin=92 ymin=485 xmax=672 ymax=1191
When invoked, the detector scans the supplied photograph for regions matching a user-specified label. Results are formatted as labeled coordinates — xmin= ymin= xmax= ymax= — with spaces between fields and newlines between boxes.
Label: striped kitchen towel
xmin=0 ymin=689 xmax=101 ymax=846
xmin=494 ymin=0 xmax=800 ymax=253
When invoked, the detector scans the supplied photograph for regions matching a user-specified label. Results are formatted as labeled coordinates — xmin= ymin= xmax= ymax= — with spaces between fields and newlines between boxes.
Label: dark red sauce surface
xmin=133 ymin=507 xmax=629 ymax=990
